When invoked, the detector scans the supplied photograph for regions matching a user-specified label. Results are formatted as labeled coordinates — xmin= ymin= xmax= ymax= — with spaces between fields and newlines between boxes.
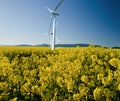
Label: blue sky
xmin=0 ymin=0 xmax=120 ymax=47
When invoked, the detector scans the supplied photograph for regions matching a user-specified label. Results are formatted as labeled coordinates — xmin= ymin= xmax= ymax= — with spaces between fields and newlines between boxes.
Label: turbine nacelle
xmin=47 ymin=7 xmax=59 ymax=16
xmin=52 ymin=12 xmax=59 ymax=16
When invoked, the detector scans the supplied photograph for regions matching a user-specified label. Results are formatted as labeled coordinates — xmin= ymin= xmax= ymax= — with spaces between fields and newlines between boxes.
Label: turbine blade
xmin=54 ymin=0 xmax=64 ymax=12
xmin=55 ymin=22 xmax=58 ymax=27
xmin=46 ymin=7 xmax=53 ymax=13
xmin=48 ymin=16 xmax=53 ymax=35
xmin=55 ymin=37 xmax=60 ymax=43
xmin=42 ymin=33 xmax=49 ymax=36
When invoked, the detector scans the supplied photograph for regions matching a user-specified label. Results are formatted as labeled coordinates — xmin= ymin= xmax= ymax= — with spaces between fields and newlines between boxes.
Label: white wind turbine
xmin=47 ymin=0 xmax=64 ymax=50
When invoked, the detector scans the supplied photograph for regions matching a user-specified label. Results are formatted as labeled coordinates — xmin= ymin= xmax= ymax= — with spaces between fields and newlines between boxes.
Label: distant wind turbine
xmin=47 ymin=0 xmax=64 ymax=50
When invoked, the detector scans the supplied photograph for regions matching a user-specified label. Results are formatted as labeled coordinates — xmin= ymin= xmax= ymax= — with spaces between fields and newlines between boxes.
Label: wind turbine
xmin=47 ymin=0 xmax=64 ymax=50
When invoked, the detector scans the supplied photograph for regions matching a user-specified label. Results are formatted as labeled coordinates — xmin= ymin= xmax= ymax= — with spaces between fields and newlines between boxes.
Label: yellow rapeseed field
xmin=0 ymin=46 xmax=120 ymax=101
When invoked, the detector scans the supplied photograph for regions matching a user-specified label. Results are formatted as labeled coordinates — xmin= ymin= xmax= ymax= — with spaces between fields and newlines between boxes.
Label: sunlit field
xmin=0 ymin=46 xmax=120 ymax=101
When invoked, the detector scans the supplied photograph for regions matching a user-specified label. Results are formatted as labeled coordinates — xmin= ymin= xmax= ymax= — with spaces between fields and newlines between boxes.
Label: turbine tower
xmin=47 ymin=0 xmax=64 ymax=50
